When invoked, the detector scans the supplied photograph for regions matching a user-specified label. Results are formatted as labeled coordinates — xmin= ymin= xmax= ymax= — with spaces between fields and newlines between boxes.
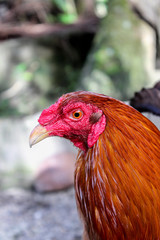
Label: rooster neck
xmin=75 ymin=120 xmax=160 ymax=240
xmin=75 ymin=140 xmax=120 ymax=240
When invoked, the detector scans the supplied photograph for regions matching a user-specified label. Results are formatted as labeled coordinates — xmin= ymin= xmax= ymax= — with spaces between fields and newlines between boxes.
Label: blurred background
xmin=0 ymin=0 xmax=160 ymax=239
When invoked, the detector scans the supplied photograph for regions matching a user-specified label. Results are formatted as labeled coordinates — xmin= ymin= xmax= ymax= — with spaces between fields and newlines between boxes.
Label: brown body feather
xmin=74 ymin=93 xmax=160 ymax=240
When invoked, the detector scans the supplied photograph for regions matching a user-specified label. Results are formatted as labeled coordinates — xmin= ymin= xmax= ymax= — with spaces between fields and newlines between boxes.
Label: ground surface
xmin=0 ymin=187 xmax=82 ymax=240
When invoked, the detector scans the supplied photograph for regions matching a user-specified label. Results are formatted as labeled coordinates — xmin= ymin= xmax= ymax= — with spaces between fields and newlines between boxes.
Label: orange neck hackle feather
xmin=74 ymin=95 xmax=160 ymax=240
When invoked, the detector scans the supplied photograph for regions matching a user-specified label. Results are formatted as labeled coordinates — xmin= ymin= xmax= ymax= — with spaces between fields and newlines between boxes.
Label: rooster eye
xmin=71 ymin=110 xmax=83 ymax=120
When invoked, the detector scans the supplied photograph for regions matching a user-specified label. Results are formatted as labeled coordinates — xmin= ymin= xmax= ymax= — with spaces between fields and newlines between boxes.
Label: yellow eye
xmin=71 ymin=110 xmax=83 ymax=120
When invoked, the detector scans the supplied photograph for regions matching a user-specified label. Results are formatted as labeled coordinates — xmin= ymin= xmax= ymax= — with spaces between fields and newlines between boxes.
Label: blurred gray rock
xmin=33 ymin=152 xmax=76 ymax=193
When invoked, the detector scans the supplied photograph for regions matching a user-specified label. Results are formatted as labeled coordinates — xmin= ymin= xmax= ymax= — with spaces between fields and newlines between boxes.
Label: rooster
xmin=29 ymin=91 xmax=160 ymax=240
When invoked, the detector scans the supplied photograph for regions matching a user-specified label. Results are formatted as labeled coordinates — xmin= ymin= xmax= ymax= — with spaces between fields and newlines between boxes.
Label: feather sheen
xmin=74 ymin=93 xmax=160 ymax=240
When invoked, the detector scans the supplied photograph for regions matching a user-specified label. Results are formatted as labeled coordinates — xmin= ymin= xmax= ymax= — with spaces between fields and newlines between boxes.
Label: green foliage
xmin=14 ymin=63 xmax=33 ymax=82
xmin=51 ymin=0 xmax=67 ymax=12
xmin=58 ymin=13 xmax=77 ymax=23
xmin=0 ymin=0 xmax=149 ymax=117
xmin=80 ymin=0 xmax=149 ymax=100
xmin=49 ymin=0 xmax=110 ymax=24
xmin=50 ymin=0 xmax=78 ymax=24
xmin=0 ymin=99 xmax=19 ymax=117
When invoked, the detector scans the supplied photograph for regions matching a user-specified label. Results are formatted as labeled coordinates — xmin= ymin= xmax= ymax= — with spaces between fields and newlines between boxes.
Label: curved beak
xmin=29 ymin=124 xmax=50 ymax=148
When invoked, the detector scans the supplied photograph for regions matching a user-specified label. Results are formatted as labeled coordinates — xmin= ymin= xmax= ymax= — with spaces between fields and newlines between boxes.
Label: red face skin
xmin=38 ymin=96 xmax=106 ymax=152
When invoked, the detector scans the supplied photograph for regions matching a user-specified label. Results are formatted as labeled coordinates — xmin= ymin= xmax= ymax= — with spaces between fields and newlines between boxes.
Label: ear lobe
xmin=89 ymin=112 xmax=102 ymax=124
xmin=87 ymin=114 xmax=106 ymax=148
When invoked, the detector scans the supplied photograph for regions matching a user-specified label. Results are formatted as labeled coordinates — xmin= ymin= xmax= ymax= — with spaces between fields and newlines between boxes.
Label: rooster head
xmin=29 ymin=91 xmax=106 ymax=151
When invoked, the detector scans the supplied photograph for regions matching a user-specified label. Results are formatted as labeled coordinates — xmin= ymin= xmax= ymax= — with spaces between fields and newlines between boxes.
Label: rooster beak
xmin=29 ymin=124 xmax=50 ymax=148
